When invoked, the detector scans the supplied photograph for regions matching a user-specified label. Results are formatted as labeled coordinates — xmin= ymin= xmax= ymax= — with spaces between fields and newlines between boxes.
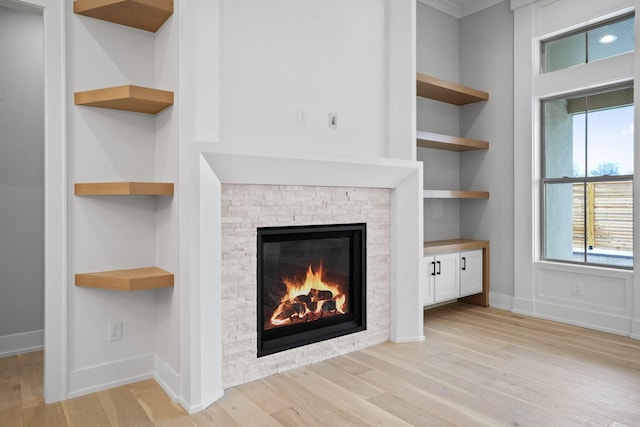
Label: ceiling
xmin=418 ymin=0 xmax=505 ymax=19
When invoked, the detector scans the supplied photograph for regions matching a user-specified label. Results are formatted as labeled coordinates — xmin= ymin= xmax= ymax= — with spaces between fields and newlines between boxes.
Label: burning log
xmin=294 ymin=293 xmax=312 ymax=305
xmin=321 ymin=300 xmax=337 ymax=313
xmin=317 ymin=294 xmax=346 ymax=316
xmin=308 ymin=288 xmax=334 ymax=302
xmin=271 ymin=301 xmax=310 ymax=326
xmin=292 ymin=302 xmax=307 ymax=317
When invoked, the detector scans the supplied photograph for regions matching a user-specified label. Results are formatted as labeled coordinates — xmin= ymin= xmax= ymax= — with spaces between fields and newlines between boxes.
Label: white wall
xmin=66 ymin=0 xmax=164 ymax=396
xmin=416 ymin=2 xmax=462 ymax=242
xmin=0 ymin=5 xmax=44 ymax=356
xmin=153 ymin=0 xmax=181 ymax=397
xmin=460 ymin=1 xmax=514 ymax=304
xmin=220 ymin=0 xmax=387 ymax=157
xmin=416 ymin=2 xmax=460 ymax=135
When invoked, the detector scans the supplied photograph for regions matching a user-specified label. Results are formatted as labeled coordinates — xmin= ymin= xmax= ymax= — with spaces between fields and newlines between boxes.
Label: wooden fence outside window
xmin=572 ymin=181 xmax=633 ymax=252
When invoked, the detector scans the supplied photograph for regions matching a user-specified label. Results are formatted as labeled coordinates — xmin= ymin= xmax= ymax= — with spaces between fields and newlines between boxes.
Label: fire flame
xmin=269 ymin=263 xmax=346 ymax=327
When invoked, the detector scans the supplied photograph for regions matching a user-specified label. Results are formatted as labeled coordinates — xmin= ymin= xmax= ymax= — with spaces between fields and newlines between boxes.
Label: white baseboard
xmin=179 ymin=389 xmax=225 ymax=415
xmin=0 ymin=329 xmax=44 ymax=357
xmin=389 ymin=334 xmax=426 ymax=343
xmin=154 ymin=355 xmax=180 ymax=402
xmin=517 ymin=300 xmax=632 ymax=337
xmin=629 ymin=320 xmax=640 ymax=340
xmin=489 ymin=292 xmax=513 ymax=311
xmin=67 ymin=353 xmax=154 ymax=399
xmin=511 ymin=296 xmax=535 ymax=315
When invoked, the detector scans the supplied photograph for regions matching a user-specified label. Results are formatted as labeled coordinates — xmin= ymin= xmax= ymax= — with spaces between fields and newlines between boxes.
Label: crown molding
xmin=417 ymin=0 xmax=461 ymax=18
xmin=418 ymin=0 xmax=506 ymax=19
xmin=510 ymin=0 xmax=537 ymax=11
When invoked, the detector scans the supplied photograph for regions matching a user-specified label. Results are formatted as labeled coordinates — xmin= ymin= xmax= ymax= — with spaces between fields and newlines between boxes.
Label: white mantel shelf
xmin=201 ymin=144 xmax=421 ymax=189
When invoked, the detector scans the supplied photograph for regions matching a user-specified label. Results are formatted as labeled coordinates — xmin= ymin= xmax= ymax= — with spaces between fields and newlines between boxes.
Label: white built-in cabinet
xmin=423 ymin=249 xmax=483 ymax=306
xmin=459 ymin=249 xmax=483 ymax=297
xmin=428 ymin=252 xmax=459 ymax=303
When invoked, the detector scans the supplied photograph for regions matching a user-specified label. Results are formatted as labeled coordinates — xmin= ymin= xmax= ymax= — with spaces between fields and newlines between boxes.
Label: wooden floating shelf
xmin=417 ymin=73 xmax=489 ymax=105
xmin=73 ymin=0 xmax=174 ymax=33
xmin=417 ymin=131 xmax=489 ymax=152
xmin=423 ymin=239 xmax=489 ymax=256
xmin=423 ymin=190 xmax=489 ymax=199
xmin=75 ymin=182 xmax=174 ymax=196
xmin=75 ymin=85 xmax=174 ymax=114
xmin=75 ymin=267 xmax=174 ymax=291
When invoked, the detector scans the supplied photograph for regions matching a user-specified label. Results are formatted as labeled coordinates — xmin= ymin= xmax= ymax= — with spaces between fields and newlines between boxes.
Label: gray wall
xmin=417 ymin=2 xmax=462 ymax=242
xmin=460 ymin=1 xmax=515 ymax=298
xmin=0 ymin=6 xmax=44 ymax=338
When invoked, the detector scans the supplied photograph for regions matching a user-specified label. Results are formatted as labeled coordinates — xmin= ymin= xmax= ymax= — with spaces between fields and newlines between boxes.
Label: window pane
xmin=586 ymin=90 xmax=634 ymax=177
xmin=544 ymin=33 xmax=585 ymax=72
xmin=544 ymin=98 xmax=585 ymax=178
xmin=545 ymin=181 xmax=632 ymax=267
xmin=588 ymin=16 xmax=635 ymax=62
xmin=584 ymin=181 xmax=633 ymax=267
xmin=545 ymin=183 xmax=582 ymax=262
xmin=544 ymin=87 xmax=634 ymax=179
xmin=542 ymin=14 xmax=634 ymax=73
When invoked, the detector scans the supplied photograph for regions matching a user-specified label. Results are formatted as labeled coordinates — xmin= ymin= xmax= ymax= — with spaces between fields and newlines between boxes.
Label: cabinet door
xmin=460 ymin=249 xmax=483 ymax=297
xmin=433 ymin=252 xmax=459 ymax=303
xmin=422 ymin=258 xmax=435 ymax=305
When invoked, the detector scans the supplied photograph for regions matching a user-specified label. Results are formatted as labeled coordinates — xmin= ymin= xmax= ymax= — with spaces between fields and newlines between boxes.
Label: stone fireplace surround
xmin=221 ymin=184 xmax=390 ymax=387
xmin=192 ymin=144 xmax=423 ymax=405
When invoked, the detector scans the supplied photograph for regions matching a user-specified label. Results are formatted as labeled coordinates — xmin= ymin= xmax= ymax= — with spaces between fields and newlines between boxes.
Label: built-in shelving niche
xmin=416 ymin=73 xmax=490 ymax=200
xmin=417 ymin=73 xmax=491 ymax=306
xmin=72 ymin=3 xmax=176 ymax=292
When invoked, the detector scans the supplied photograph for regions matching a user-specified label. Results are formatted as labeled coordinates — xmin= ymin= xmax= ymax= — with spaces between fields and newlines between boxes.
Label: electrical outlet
xmin=108 ymin=321 xmax=123 ymax=342
xmin=571 ymin=281 xmax=583 ymax=296
xmin=328 ymin=112 xmax=338 ymax=129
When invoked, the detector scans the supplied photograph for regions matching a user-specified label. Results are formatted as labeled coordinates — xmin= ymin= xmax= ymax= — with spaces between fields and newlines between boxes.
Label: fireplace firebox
xmin=257 ymin=223 xmax=366 ymax=357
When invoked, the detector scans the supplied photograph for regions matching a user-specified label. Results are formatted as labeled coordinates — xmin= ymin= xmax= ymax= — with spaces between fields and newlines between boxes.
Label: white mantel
xmin=201 ymin=143 xmax=422 ymax=188
xmin=185 ymin=142 xmax=424 ymax=411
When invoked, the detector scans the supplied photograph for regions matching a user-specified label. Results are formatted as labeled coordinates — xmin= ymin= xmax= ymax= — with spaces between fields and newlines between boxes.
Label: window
xmin=542 ymin=85 xmax=634 ymax=268
xmin=542 ymin=14 xmax=635 ymax=73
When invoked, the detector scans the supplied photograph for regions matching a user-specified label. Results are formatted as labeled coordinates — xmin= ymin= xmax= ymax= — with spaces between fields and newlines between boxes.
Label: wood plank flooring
xmin=2 ymin=303 xmax=640 ymax=426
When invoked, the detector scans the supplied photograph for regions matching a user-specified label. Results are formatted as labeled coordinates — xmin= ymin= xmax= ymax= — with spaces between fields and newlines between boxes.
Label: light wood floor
xmin=3 ymin=303 xmax=640 ymax=426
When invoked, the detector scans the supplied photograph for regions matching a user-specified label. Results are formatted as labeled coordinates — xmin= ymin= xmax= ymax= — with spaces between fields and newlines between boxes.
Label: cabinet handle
xmin=431 ymin=261 xmax=436 ymax=276
xmin=462 ymin=257 xmax=466 ymax=271
xmin=436 ymin=261 xmax=441 ymax=275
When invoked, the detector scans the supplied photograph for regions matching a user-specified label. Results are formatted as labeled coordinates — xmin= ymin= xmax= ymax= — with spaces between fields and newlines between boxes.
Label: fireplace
xmin=257 ymin=223 xmax=366 ymax=357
